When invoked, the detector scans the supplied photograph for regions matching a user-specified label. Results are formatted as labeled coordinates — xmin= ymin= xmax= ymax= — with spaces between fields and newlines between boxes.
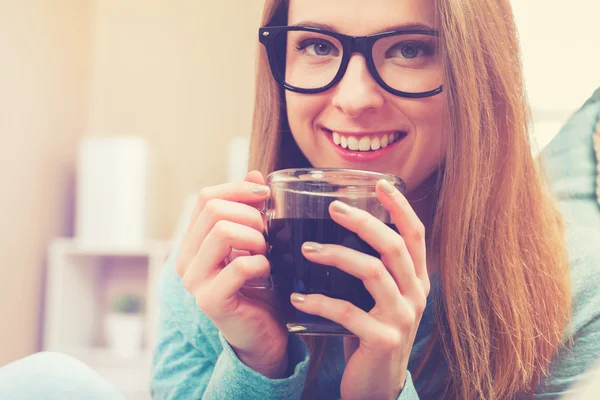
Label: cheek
xmin=412 ymin=96 xmax=446 ymax=130
xmin=394 ymin=95 xmax=448 ymax=185
xmin=407 ymin=95 xmax=448 ymax=152
xmin=285 ymin=93 xmax=303 ymax=132
xmin=285 ymin=92 xmax=328 ymax=140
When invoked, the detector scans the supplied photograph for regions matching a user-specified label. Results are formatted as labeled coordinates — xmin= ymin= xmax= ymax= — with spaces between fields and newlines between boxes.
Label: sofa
xmin=542 ymin=87 xmax=600 ymax=231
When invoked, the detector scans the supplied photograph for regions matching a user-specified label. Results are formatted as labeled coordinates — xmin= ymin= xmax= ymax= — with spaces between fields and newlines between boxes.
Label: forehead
xmin=287 ymin=0 xmax=437 ymax=35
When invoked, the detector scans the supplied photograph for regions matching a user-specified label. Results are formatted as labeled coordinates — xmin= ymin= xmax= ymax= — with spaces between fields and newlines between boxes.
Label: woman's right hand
xmin=176 ymin=170 xmax=289 ymax=379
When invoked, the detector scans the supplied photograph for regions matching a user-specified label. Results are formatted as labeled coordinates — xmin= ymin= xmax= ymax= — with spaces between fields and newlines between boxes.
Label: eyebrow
xmin=291 ymin=21 xmax=438 ymax=35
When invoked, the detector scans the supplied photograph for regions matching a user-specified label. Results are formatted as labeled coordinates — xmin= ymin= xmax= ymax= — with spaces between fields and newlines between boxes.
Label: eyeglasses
xmin=259 ymin=25 xmax=443 ymax=99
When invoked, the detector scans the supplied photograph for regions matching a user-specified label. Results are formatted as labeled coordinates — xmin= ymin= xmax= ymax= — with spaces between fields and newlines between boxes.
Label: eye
xmin=386 ymin=41 xmax=431 ymax=59
xmin=296 ymin=39 xmax=339 ymax=57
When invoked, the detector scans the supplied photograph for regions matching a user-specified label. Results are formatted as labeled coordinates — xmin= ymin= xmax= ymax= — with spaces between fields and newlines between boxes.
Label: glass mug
xmin=244 ymin=168 xmax=406 ymax=336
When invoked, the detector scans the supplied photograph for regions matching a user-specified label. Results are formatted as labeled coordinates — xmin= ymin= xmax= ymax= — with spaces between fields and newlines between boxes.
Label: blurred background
xmin=0 ymin=0 xmax=598 ymax=398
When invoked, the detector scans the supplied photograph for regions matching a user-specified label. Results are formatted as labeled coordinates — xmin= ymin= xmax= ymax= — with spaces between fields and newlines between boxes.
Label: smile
xmin=324 ymin=129 xmax=408 ymax=152
xmin=330 ymin=131 xmax=406 ymax=152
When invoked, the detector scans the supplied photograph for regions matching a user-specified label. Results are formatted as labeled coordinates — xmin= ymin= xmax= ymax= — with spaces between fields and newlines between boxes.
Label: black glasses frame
xmin=259 ymin=25 xmax=443 ymax=99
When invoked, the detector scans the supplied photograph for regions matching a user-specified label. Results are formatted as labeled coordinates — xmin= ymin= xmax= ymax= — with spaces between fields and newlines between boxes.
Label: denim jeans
xmin=0 ymin=352 xmax=124 ymax=400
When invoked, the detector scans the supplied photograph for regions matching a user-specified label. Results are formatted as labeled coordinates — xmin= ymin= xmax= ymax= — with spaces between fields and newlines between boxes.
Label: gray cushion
xmin=542 ymin=87 xmax=600 ymax=230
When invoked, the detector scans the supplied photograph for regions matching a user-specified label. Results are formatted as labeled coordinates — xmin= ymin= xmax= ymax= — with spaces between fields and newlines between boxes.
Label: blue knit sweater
xmin=150 ymin=222 xmax=600 ymax=399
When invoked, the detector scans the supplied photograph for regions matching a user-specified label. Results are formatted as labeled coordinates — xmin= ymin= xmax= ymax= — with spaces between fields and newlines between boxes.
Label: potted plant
xmin=104 ymin=294 xmax=145 ymax=358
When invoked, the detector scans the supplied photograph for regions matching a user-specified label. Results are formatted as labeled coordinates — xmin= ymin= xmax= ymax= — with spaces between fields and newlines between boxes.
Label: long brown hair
xmin=248 ymin=1 xmax=571 ymax=398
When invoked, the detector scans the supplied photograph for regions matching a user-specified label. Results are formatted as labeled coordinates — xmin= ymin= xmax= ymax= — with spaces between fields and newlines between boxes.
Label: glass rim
xmin=266 ymin=168 xmax=406 ymax=193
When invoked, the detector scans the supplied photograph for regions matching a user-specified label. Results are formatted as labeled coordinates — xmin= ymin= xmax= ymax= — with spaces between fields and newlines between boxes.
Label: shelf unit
xmin=43 ymin=238 xmax=170 ymax=399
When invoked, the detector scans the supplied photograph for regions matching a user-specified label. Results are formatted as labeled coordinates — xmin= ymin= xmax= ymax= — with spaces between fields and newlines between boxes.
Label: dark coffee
xmin=267 ymin=217 xmax=396 ymax=334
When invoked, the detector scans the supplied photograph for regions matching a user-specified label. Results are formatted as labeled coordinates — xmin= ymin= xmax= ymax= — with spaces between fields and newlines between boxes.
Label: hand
xmin=290 ymin=180 xmax=430 ymax=400
xmin=175 ymin=171 xmax=289 ymax=379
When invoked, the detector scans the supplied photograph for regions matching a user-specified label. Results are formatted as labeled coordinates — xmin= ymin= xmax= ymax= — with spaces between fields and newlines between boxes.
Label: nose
xmin=331 ymin=54 xmax=385 ymax=119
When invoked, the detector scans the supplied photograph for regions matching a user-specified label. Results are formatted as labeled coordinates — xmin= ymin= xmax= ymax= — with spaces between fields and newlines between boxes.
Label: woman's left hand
xmin=291 ymin=180 xmax=430 ymax=400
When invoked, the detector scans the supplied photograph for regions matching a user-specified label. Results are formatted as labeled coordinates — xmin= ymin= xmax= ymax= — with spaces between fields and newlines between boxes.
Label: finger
xmin=244 ymin=170 xmax=266 ymax=185
xmin=244 ymin=170 xmax=269 ymax=210
xmin=301 ymin=242 xmax=403 ymax=309
xmin=209 ymin=254 xmax=271 ymax=304
xmin=181 ymin=221 xmax=267 ymax=290
xmin=228 ymin=248 xmax=251 ymax=263
xmin=343 ymin=336 xmax=360 ymax=363
xmin=178 ymin=199 xmax=265 ymax=276
xmin=178 ymin=173 xmax=269 ymax=272
xmin=290 ymin=293 xmax=386 ymax=340
xmin=328 ymin=200 xmax=418 ymax=296
xmin=183 ymin=180 xmax=270 ymax=240
xmin=375 ymin=180 xmax=428 ymax=285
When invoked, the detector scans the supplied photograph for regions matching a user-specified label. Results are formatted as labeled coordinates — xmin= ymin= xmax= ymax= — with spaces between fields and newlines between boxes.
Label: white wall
xmin=85 ymin=0 xmax=264 ymax=239
xmin=512 ymin=0 xmax=600 ymax=149
xmin=0 ymin=0 xmax=93 ymax=365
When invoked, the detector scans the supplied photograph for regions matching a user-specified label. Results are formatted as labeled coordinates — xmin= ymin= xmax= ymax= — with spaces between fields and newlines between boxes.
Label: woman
xmin=151 ymin=0 xmax=600 ymax=399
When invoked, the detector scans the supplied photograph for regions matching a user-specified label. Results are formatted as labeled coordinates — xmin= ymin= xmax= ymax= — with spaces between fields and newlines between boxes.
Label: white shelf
xmin=43 ymin=237 xmax=169 ymax=399
xmin=51 ymin=238 xmax=170 ymax=257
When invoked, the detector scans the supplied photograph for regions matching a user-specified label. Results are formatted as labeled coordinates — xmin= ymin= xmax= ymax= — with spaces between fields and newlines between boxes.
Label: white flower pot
xmin=104 ymin=313 xmax=144 ymax=358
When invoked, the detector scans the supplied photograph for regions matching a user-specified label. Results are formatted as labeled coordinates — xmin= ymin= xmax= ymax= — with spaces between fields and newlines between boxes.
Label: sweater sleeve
xmin=533 ymin=224 xmax=600 ymax=398
xmin=150 ymin=249 xmax=311 ymax=400
xmin=396 ymin=371 xmax=420 ymax=400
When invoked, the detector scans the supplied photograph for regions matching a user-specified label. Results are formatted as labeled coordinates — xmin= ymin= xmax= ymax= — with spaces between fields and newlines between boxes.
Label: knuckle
xmin=411 ymin=223 xmax=426 ymax=242
xmin=196 ymin=188 xmax=212 ymax=209
xmin=375 ymin=329 xmax=402 ymax=351
xmin=390 ymin=237 xmax=407 ymax=257
xmin=213 ymin=220 xmax=233 ymax=240
xmin=255 ymin=253 xmax=269 ymax=265
xmin=363 ymin=259 xmax=385 ymax=282
xmin=414 ymin=295 xmax=427 ymax=315
xmin=401 ymin=308 xmax=418 ymax=328
xmin=232 ymin=257 xmax=252 ymax=278
xmin=256 ymin=256 xmax=271 ymax=274
xmin=338 ymin=301 xmax=355 ymax=321
xmin=203 ymin=199 xmax=223 ymax=219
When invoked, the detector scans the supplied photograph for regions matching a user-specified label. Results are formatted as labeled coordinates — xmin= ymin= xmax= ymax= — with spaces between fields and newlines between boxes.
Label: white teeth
xmin=359 ymin=136 xmax=371 ymax=151
xmin=333 ymin=132 xmax=341 ymax=145
xmin=381 ymin=134 xmax=389 ymax=147
xmin=331 ymin=131 xmax=403 ymax=152
xmin=347 ymin=136 xmax=359 ymax=151
xmin=371 ymin=136 xmax=380 ymax=150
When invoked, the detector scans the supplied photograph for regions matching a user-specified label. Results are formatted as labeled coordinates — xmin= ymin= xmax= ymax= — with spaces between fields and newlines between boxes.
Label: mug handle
xmin=229 ymin=199 xmax=274 ymax=290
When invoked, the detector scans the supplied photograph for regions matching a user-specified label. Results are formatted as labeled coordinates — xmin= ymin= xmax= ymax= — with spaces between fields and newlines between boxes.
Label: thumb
xmin=343 ymin=336 xmax=360 ymax=363
xmin=244 ymin=170 xmax=267 ymax=186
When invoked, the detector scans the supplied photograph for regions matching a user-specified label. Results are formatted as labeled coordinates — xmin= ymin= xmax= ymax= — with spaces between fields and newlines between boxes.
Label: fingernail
xmin=302 ymin=242 xmax=323 ymax=253
xmin=291 ymin=293 xmax=306 ymax=303
xmin=252 ymin=185 xmax=269 ymax=195
xmin=331 ymin=200 xmax=351 ymax=214
xmin=378 ymin=179 xmax=396 ymax=195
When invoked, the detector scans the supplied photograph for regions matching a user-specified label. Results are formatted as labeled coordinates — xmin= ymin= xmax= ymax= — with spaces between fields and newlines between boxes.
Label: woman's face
xmin=285 ymin=0 xmax=447 ymax=192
